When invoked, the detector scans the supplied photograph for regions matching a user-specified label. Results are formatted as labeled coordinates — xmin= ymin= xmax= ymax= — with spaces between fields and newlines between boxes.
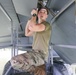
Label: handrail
xmin=50 ymin=43 xmax=76 ymax=49
xmin=0 ymin=3 xmax=17 ymax=57
xmin=75 ymin=0 xmax=76 ymax=24
xmin=0 ymin=35 xmax=11 ymax=38
xmin=0 ymin=3 xmax=13 ymax=44
xmin=0 ymin=3 xmax=12 ymax=21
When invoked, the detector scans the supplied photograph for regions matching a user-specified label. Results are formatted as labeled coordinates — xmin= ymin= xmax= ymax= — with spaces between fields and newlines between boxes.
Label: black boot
xmin=2 ymin=61 xmax=14 ymax=75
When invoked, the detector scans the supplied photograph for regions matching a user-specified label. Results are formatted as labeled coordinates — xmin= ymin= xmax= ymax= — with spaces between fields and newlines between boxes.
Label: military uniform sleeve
xmin=41 ymin=21 xmax=52 ymax=31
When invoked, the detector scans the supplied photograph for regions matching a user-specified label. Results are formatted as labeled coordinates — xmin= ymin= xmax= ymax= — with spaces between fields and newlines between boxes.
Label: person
xmin=3 ymin=7 xmax=52 ymax=75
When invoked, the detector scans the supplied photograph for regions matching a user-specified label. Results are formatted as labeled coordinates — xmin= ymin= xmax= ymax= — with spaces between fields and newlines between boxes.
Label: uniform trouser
xmin=10 ymin=50 xmax=46 ymax=72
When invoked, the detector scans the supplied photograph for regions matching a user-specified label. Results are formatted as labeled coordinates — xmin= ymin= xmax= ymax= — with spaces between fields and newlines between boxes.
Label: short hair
xmin=38 ymin=7 xmax=49 ymax=15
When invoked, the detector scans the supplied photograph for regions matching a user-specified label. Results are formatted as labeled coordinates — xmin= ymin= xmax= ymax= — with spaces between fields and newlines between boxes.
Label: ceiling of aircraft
xmin=0 ymin=0 xmax=76 ymax=64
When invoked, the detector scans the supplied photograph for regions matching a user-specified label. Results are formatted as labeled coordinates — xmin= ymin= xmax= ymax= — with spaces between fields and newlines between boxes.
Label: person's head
xmin=38 ymin=7 xmax=49 ymax=20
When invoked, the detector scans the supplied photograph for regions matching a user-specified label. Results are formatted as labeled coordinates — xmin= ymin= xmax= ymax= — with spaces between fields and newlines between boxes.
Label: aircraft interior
xmin=0 ymin=0 xmax=76 ymax=75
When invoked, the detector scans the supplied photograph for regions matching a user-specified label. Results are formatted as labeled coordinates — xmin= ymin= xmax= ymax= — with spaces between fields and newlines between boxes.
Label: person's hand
xmin=31 ymin=8 xmax=38 ymax=15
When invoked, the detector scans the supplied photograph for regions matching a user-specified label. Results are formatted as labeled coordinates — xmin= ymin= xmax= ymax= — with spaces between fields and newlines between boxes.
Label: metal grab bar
xmin=0 ymin=3 xmax=12 ymax=21
xmin=75 ymin=0 xmax=76 ymax=24
xmin=50 ymin=43 xmax=76 ymax=49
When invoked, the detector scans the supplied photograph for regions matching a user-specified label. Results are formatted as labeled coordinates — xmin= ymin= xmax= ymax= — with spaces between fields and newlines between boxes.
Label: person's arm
xmin=28 ymin=22 xmax=45 ymax=32
xmin=25 ymin=9 xmax=45 ymax=36
xmin=28 ymin=9 xmax=45 ymax=32
xmin=25 ymin=20 xmax=34 ymax=36
xmin=25 ymin=9 xmax=37 ymax=36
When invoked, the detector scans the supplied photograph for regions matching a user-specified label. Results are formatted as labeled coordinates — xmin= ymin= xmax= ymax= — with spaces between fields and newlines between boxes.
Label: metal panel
xmin=12 ymin=0 xmax=38 ymax=17
xmin=51 ymin=2 xmax=76 ymax=64
xmin=56 ymin=3 xmax=76 ymax=45
xmin=0 ymin=0 xmax=19 ymax=43
xmin=47 ymin=0 xmax=71 ymax=11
